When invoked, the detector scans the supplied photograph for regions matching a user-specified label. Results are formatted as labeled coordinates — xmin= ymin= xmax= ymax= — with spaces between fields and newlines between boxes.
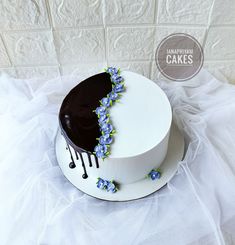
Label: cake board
xmin=55 ymin=123 xmax=185 ymax=202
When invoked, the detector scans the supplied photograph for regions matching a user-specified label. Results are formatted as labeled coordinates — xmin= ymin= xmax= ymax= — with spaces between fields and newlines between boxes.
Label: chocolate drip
xmin=87 ymin=153 xmax=92 ymax=167
xmin=67 ymin=144 xmax=76 ymax=169
xmin=78 ymin=152 xmax=88 ymax=179
xmin=69 ymin=162 xmax=76 ymax=169
xmin=94 ymin=155 xmax=99 ymax=168
xmin=74 ymin=150 xmax=79 ymax=160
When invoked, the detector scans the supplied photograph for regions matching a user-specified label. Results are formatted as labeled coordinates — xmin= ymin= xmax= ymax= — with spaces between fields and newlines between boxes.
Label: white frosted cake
xmin=58 ymin=68 xmax=173 ymax=195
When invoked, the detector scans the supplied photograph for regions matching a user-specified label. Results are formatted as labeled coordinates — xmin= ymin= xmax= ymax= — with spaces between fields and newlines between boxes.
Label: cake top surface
xmin=109 ymin=71 xmax=172 ymax=158
xmin=59 ymin=70 xmax=172 ymax=158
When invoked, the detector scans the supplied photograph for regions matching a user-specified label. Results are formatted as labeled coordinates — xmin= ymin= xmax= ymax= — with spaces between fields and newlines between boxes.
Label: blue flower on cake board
xmin=96 ymin=177 xmax=118 ymax=193
xmin=97 ymin=178 xmax=106 ymax=189
xmin=147 ymin=169 xmax=161 ymax=180
xmin=107 ymin=182 xmax=117 ymax=193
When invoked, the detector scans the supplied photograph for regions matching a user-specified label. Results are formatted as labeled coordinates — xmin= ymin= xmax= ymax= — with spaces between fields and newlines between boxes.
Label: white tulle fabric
xmin=0 ymin=69 xmax=235 ymax=245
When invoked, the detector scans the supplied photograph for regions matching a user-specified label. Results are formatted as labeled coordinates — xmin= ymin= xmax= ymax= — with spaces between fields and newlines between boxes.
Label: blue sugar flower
xmin=111 ymin=74 xmax=123 ymax=84
xmin=95 ymin=150 xmax=105 ymax=158
xmin=107 ymin=67 xmax=118 ymax=75
xmin=149 ymin=170 xmax=161 ymax=180
xmin=96 ymin=178 xmax=118 ymax=193
xmin=106 ymin=67 xmax=114 ymax=74
xmin=107 ymin=182 xmax=117 ymax=193
xmin=100 ymin=123 xmax=113 ymax=134
xmin=103 ymin=180 xmax=110 ymax=188
xmin=113 ymin=83 xmax=124 ymax=93
xmin=99 ymin=134 xmax=113 ymax=145
xmin=101 ymin=97 xmax=112 ymax=107
xmin=97 ymin=178 xmax=105 ymax=189
xmin=98 ymin=114 xmax=109 ymax=125
xmin=108 ymin=91 xmax=119 ymax=101
xmin=95 ymin=106 xmax=107 ymax=116
xmin=94 ymin=144 xmax=108 ymax=158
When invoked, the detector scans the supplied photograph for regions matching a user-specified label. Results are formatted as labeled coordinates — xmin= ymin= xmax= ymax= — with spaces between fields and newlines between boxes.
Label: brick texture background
xmin=0 ymin=0 xmax=235 ymax=83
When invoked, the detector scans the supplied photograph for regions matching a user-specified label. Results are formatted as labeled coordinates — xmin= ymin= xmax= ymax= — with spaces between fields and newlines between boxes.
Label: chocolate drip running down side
xmin=59 ymin=72 xmax=113 ymax=179
xmin=66 ymin=143 xmax=76 ymax=169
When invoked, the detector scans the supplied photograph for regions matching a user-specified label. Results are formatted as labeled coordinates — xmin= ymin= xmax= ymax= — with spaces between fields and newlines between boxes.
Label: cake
xmin=58 ymin=68 xmax=173 ymax=194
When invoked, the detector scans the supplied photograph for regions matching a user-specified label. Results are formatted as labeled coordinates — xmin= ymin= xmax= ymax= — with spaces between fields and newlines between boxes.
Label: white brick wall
xmin=0 ymin=0 xmax=235 ymax=83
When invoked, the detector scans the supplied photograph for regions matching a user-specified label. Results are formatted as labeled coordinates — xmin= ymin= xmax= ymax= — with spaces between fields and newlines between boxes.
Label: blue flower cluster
xmin=94 ymin=67 xmax=125 ymax=159
xmin=147 ymin=169 xmax=161 ymax=180
xmin=96 ymin=177 xmax=118 ymax=193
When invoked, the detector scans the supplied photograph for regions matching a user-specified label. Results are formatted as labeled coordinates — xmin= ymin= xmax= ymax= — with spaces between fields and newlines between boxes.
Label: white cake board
xmin=55 ymin=123 xmax=185 ymax=202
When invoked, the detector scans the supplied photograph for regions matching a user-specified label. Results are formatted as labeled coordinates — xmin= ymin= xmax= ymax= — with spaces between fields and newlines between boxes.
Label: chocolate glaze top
xmin=59 ymin=72 xmax=112 ymax=153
